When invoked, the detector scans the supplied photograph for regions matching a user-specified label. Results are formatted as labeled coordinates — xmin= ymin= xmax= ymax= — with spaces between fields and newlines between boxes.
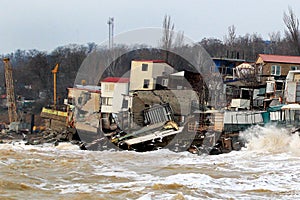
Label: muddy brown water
xmin=1 ymin=125 xmax=300 ymax=199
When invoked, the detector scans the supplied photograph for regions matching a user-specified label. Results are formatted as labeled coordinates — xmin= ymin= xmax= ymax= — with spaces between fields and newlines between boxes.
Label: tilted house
xmin=128 ymin=60 xmax=200 ymax=127
xmin=68 ymin=85 xmax=101 ymax=115
xmin=129 ymin=60 xmax=174 ymax=91
xmin=67 ymin=85 xmax=101 ymax=133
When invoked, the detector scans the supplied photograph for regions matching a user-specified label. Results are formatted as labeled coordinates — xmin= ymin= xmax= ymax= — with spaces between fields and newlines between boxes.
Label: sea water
xmin=1 ymin=125 xmax=300 ymax=199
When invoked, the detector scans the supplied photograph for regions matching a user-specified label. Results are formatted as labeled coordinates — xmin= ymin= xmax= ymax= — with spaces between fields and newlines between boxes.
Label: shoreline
xmin=0 ymin=129 xmax=85 ymax=149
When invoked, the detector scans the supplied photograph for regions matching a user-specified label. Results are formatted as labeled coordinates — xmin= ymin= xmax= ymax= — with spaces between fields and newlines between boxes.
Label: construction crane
xmin=3 ymin=58 xmax=18 ymax=123
xmin=40 ymin=63 xmax=69 ymax=131
xmin=51 ymin=64 xmax=59 ymax=108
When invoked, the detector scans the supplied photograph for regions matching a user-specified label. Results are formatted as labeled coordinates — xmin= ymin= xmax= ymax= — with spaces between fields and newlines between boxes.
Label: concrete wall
xmin=68 ymin=88 xmax=100 ymax=130
xmin=68 ymin=88 xmax=100 ymax=114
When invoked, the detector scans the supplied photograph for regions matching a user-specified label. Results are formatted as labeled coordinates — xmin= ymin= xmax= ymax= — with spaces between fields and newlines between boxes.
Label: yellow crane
xmin=51 ymin=64 xmax=59 ymax=108
xmin=3 ymin=58 xmax=18 ymax=123
xmin=40 ymin=63 xmax=69 ymax=131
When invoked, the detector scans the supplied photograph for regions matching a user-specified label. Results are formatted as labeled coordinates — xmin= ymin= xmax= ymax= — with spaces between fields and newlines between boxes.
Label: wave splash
xmin=239 ymin=125 xmax=300 ymax=154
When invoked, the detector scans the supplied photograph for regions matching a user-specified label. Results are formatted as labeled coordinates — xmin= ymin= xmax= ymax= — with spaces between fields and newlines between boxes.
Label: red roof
xmin=259 ymin=54 xmax=300 ymax=64
xmin=133 ymin=60 xmax=165 ymax=63
xmin=101 ymin=77 xmax=130 ymax=83
xmin=68 ymin=87 xmax=101 ymax=93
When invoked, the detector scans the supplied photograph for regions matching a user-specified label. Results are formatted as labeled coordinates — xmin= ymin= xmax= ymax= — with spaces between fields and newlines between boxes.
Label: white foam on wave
xmin=136 ymin=192 xmax=191 ymax=200
xmin=239 ymin=125 xmax=300 ymax=155
xmin=54 ymin=142 xmax=80 ymax=150
xmin=2 ymin=142 xmax=299 ymax=199
xmin=0 ymin=141 xmax=80 ymax=153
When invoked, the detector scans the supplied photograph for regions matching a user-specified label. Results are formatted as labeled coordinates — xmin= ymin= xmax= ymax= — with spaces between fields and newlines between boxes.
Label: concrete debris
xmin=0 ymin=128 xmax=85 ymax=149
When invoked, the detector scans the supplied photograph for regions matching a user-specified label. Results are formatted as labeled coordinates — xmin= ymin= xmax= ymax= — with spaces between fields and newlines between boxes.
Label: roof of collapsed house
xmin=132 ymin=60 xmax=165 ymax=63
xmin=101 ymin=77 xmax=130 ymax=83
xmin=69 ymin=85 xmax=101 ymax=93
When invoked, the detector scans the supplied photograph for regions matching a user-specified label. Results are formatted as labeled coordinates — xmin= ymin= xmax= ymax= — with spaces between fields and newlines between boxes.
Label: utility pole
xmin=107 ymin=17 xmax=114 ymax=49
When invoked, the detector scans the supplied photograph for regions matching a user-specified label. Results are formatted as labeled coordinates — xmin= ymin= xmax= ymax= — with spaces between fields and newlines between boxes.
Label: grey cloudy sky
xmin=1 ymin=0 xmax=300 ymax=54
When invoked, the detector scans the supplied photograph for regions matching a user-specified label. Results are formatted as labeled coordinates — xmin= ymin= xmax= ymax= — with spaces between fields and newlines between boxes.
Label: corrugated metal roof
xmin=101 ymin=77 xmax=130 ymax=83
xmin=258 ymin=54 xmax=300 ymax=64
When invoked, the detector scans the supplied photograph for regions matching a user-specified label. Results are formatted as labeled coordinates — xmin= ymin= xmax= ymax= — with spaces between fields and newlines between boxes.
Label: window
xmin=122 ymin=100 xmax=128 ymax=108
xmin=142 ymin=64 xmax=148 ymax=71
xmin=271 ymin=65 xmax=281 ymax=76
xmin=104 ymin=83 xmax=115 ymax=92
xmin=162 ymin=78 xmax=168 ymax=87
xmin=291 ymin=66 xmax=300 ymax=70
xmin=78 ymin=97 xmax=83 ymax=105
xmin=101 ymin=97 xmax=113 ymax=106
xmin=143 ymin=79 xmax=150 ymax=88
xmin=276 ymin=82 xmax=283 ymax=91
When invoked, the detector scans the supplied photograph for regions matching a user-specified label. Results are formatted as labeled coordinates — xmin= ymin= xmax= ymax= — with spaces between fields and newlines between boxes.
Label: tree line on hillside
xmin=0 ymin=43 xmax=98 ymax=113
xmin=0 ymin=8 xmax=299 ymax=114
xmin=201 ymin=7 xmax=300 ymax=61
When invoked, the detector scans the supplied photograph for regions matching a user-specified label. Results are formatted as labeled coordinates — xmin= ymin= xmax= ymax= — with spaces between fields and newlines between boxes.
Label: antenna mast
xmin=107 ymin=17 xmax=114 ymax=49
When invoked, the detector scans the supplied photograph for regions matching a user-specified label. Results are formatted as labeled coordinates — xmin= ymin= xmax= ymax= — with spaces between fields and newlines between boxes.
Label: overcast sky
xmin=1 ymin=0 xmax=300 ymax=54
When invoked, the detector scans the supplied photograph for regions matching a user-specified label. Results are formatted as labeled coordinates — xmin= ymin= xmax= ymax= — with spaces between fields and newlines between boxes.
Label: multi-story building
xmin=129 ymin=60 xmax=173 ymax=91
xmin=100 ymin=77 xmax=129 ymax=113
xmin=256 ymin=54 xmax=300 ymax=81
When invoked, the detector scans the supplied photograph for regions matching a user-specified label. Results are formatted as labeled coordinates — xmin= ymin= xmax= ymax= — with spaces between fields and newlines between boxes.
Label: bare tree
xmin=224 ymin=25 xmax=237 ymax=47
xmin=269 ymin=31 xmax=281 ymax=43
xmin=161 ymin=15 xmax=175 ymax=51
xmin=199 ymin=38 xmax=226 ymax=58
xmin=174 ymin=31 xmax=184 ymax=48
xmin=283 ymin=7 xmax=300 ymax=55
xmin=268 ymin=31 xmax=281 ymax=54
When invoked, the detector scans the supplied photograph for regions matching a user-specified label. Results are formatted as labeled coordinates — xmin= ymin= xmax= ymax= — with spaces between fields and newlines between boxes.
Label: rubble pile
xmin=0 ymin=129 xmax=85 ymax=149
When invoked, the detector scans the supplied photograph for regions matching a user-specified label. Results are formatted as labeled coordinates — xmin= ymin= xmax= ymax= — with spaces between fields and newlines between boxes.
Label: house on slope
xmin=213 ymin=57 xmax=245 ymax=82
xmin=255 ymin=54 xmax=300 ymax=105
xmin=100 ymin=77 xmax=130 ymax=114
xmin=129 ymin=60 xmax=174 ymax=91
xmin=256 ymin=54 xmax=300 ymax=83
xmin=67 ymin=85 xmax=101 ymax=132
xmin=100 ymin=77 xmax=130 ymax=131
xmin=226 ymin=62 xmax=261 ymax=109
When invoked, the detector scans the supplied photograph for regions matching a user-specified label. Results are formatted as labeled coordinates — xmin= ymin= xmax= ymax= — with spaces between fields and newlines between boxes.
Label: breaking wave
xmin=240 ymin=125 xmax=300 ymax=154
xmin=1 ymin=139 xmax=300 ymax=199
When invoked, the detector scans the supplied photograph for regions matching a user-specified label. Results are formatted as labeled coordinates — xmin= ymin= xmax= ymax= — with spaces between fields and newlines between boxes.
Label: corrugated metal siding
xmin=143 ymin=104 xmax=174 ymax=125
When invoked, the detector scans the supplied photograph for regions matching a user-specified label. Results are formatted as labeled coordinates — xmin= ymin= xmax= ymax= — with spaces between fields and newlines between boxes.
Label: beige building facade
xmin=129 ymin=60 xmax=174 ymax=91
